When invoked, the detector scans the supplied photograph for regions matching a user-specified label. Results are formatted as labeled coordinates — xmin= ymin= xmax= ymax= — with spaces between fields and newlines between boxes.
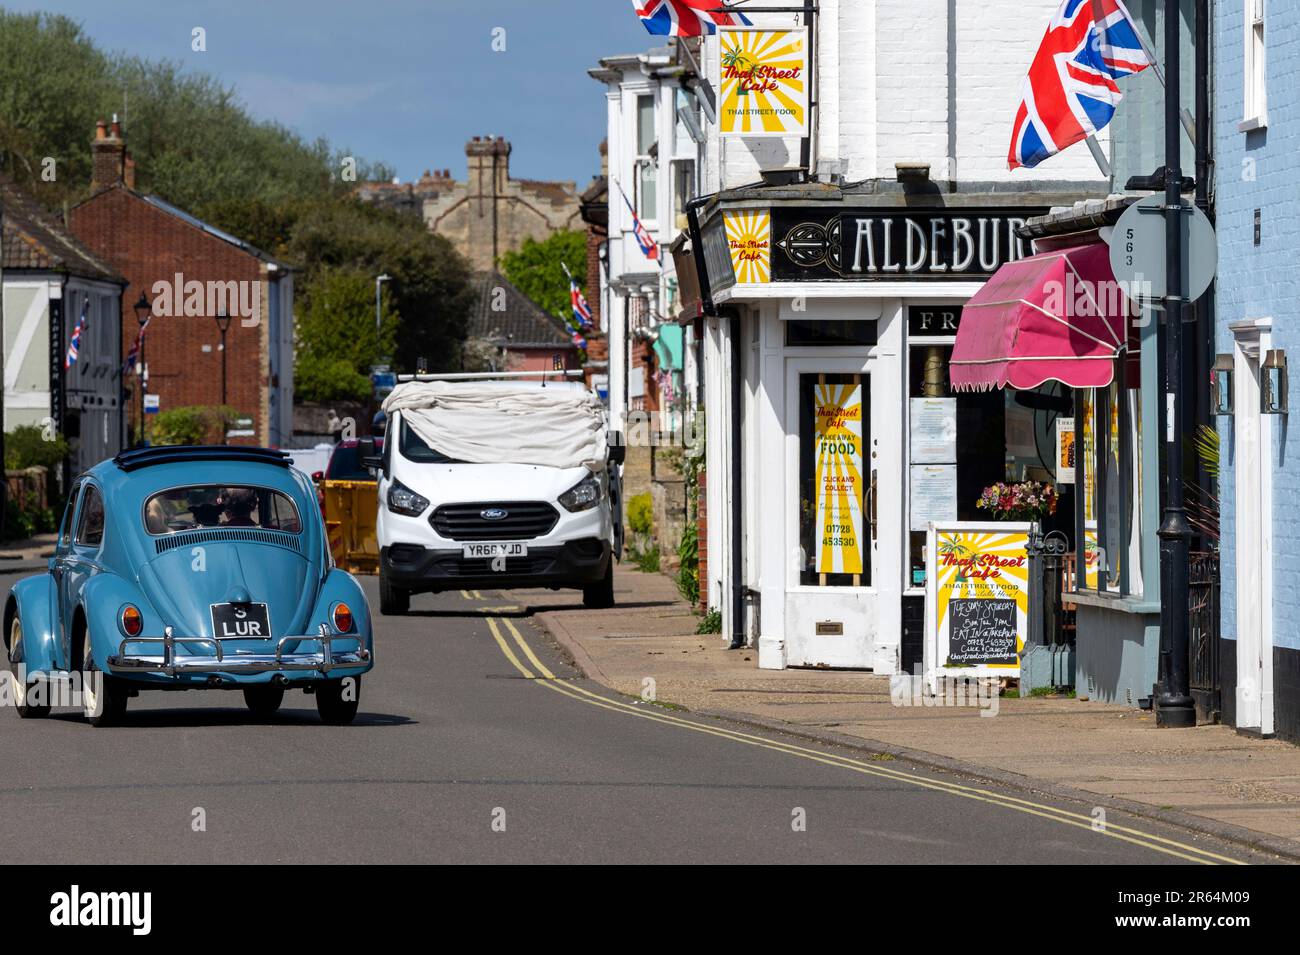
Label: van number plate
xmin=463 ymin=542 xmax=528 ymax=559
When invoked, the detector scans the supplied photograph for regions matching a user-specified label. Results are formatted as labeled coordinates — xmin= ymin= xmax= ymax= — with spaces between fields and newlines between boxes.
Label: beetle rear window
xmin=144 ymin=486 xmax=302 ymax=535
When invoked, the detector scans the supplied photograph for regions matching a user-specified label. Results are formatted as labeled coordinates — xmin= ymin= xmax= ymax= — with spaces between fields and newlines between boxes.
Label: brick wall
xmin=69 ymin=185 xmax=270 ymax=445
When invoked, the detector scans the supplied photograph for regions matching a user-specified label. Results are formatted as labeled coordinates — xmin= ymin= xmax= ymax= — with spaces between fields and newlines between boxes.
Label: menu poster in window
xmin=909 ymin=397 xmax=956 ymax=463
xmin=814 ymin=381 xmax=864 ymax=575
xmin=924 ymin=522 xmax=1030 ymax=680
xmin=909 ymin=465 xmax=957 ymax=531
xmin=1056 ymin=416 xmax=1076 ymax=484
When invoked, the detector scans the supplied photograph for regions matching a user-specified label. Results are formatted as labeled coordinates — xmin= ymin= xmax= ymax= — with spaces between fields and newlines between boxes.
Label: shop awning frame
xmin=949 ymin=242 xmax=1132 ymax=393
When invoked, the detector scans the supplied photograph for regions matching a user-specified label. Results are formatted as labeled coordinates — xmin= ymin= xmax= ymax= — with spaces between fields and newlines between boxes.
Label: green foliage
xmin=4 ymin=424 xmax=69 ymax=470
xmin=627 ymin=493 xmax=654 ymax=536
xmin=676 ymin=520 xmax=699 ymax=606
xmin=499 ymin=230 xmax=588 ymax=321
xmin=295 ymin=267 xmax=397 ymax=402
xmin=3 ymin=498 xmax=54 ymax=541
xmin=1191 ymin=424 xmax=1220 ymax=481
xmin=0 ymin=11 xmax=391 ymax=210
xmin=632 ymin=545 xmax=661 ymax=574
xmin=149 ymin=405 xmax=240 ymax=446
xmin=696 ymin=609 xmax=722 ymax=635
xmin=285 ymin=199 xmax=474 ymax=373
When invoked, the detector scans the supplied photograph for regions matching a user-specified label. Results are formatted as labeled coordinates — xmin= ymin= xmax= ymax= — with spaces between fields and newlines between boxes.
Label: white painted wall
xmin=699 ymin=0 xmax=1110 ymax=189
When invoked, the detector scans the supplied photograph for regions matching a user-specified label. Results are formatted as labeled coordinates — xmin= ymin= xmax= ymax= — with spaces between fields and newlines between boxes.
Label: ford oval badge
xmin=481 ymin=508 xmax=509 ymax=521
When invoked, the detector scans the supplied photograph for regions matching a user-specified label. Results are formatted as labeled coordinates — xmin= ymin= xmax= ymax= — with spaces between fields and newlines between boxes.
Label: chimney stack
xmin=91 ymin=115 xmax=127 ymax=193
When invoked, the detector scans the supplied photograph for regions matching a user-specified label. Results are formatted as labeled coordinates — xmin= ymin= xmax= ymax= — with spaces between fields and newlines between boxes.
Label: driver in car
xmin=222 ymin=488 xmax=259 ymax=527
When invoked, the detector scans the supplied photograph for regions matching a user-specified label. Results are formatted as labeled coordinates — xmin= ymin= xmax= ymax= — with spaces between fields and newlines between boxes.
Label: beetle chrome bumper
xmin=106 ymin=624 xmax=371 ymax=676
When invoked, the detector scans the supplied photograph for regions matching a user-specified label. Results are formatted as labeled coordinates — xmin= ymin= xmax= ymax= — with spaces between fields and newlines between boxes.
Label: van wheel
xmin=82 ymin=627 xmax=127 ymax=727
xmin=316 ymin=676 xmax=360 ymax=725
xmin=379 ymin=566 xmax=409 ymax=615
xmin=7 ymin=617 xmax=49 ymax=719
xmin=243 ymin=685 xmax=285 ymax=719
xmin=583 ymin=562 xmax=615 ymax=609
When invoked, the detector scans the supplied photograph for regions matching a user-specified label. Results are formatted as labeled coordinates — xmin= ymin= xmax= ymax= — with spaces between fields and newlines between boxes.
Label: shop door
xmin=785 ymin=362 xmax=884 ymax=668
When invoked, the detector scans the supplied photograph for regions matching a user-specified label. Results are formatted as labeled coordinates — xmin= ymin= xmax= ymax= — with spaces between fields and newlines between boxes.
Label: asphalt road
xmin=0 ymin=569 xmax=1275 ymax=864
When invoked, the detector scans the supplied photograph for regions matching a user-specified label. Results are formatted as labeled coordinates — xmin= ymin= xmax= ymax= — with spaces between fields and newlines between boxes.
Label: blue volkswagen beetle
xmin=3 ymin=446 xmax=374 ymax=726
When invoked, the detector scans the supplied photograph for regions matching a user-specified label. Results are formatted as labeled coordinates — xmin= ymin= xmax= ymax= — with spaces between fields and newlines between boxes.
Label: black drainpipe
xmin=728 ymin=306 xmax=746 ymax=649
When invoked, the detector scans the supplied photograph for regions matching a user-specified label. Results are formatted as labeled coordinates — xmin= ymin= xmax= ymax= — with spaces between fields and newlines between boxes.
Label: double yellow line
xmin=485 ymin=615 xmax=1245 ymax=865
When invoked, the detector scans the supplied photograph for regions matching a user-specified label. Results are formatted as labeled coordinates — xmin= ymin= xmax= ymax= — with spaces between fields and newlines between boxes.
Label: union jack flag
xmin=620 ymin=189 xmax=659 ymax=262
xmin=1008 ymin=0 xmax=1150 ymax=170
xmin=570 ymin=276 xmax=593 ymax=330
xmin=123 ymin=315 xmax=150 ymax=376
xmin=64 ymin=301 xmax=88 ymax=370
xmin=631 ymin=0 xmax=750 ymax=36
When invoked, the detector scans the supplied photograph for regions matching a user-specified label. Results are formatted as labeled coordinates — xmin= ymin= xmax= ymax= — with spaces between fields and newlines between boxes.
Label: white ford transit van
xmin=362 ymin=375 xmax=624 ymax=615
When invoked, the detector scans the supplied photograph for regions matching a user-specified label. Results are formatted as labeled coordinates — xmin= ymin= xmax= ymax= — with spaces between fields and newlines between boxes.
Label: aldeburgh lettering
xmin=848 ymin=214 xmax=1031 ymax=276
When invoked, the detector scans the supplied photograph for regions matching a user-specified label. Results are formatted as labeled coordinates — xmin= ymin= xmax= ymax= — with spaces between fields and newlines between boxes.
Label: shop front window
xmin=906 ymin=341 xmax=1074 ymax=589
xmin=798 ymin=372 xmax=871 ymax=587
xmin=1076 ymin=368 xmax=1141 ymax=597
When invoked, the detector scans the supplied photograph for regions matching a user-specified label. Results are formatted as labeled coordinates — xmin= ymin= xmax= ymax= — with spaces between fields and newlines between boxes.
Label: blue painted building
xmin=1215 ymin=0 xmax=1300 ymax=741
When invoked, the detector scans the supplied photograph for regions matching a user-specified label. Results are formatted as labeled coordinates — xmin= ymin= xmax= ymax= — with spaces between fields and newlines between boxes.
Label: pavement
xmin=523 ymin=567 xmax=1300 ymax=861
xmin=0 ymin=533 xmax=56 ymax=573
xmin=0 ymin=567 xmax=1272 ymax=864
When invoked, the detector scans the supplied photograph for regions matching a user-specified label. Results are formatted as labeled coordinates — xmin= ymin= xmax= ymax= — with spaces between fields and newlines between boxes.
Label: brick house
xmin=465 ymin=270 xmax=578 ymax=373
xmin=1 ymin=173 xmax=127 ymax=474
xmin=68 ymin=120 xmax=294 ymax=447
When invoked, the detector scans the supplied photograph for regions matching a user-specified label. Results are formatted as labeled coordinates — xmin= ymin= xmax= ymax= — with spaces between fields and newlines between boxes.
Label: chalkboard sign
xmin=946 ymin=598 xmax=1019 ymax=666
xmin=923 ymin=521 xmax=1031 ymax=687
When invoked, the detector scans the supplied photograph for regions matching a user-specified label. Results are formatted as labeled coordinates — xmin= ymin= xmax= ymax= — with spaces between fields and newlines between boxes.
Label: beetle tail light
xmin=332 ymin=603 xmax=354 ymax=633
xmin=121 ymin=605 xmax=143 ymax=637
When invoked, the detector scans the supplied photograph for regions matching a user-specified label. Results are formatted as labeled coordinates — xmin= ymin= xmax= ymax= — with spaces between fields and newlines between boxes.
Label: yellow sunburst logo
xmin=724 ymin=210 xmax=770 ymax=284
xmin=718 ymin=29 xmax=807 ymax=137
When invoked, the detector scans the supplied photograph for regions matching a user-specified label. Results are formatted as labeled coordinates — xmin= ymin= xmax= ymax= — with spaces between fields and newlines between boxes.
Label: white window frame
xmin=634 ymin=92 xmax=659 ymax=224
xmin=1241 ymin=0 xmax=1267 ymax=131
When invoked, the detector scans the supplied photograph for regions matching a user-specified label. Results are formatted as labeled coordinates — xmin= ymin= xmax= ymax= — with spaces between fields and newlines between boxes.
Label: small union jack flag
xmin=123 ymin=314 xmax=150 ymax=376
xmin=1008 ymin=0 xmax=1150 ymax=170
xmin=64 ymin=301 xmax=88 ymax=370
xmin=620 ymin=189 xmax=659 ymax=262
xmin=569 ymin=274 xmax=593 ymax=330
xmin=631 ymin=0 xmax=750 ymax=36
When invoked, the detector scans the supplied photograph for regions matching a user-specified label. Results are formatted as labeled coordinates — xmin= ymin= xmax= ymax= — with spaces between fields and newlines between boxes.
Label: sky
xmin=6 ymin=0 xmax=653 ymax=187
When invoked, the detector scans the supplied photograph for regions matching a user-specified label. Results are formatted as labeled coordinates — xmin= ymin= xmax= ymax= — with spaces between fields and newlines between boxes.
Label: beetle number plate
xmin=211 ymin=602 xmax=271 ymax=639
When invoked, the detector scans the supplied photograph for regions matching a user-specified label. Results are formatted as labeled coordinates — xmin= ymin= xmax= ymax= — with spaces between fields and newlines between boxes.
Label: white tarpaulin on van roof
xmin=382 ymin=380 xmax=608 ymax=470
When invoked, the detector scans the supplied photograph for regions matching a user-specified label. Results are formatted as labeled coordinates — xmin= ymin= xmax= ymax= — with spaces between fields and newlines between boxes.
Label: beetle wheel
xmin=243 ymin=685 xmax=285 ymax=719
xmin=316 ymin=675 xmax=360 ymax=725
xmin=7 ymin=616 xmax=49 ymax=719
xmin=82 ymin=626 xmax=127 ymax=728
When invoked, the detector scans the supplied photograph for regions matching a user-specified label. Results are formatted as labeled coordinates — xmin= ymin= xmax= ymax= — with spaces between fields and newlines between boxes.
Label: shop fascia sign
xmin=698 ymin=204 xmax=1047 ymax=297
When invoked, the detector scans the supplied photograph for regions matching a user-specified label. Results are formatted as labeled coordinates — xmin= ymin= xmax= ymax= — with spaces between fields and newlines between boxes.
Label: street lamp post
xmin=1155 ymin=0 xmax=1196 ymax=728
xmin=214 ymin=309 xmax=232 ymax=407
xmin=132 ymin=292 xmax=151 ymax=447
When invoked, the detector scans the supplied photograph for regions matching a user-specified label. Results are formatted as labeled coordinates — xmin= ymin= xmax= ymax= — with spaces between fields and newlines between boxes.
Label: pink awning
xmin=949 ymin=241 xmax=1130 ymax=392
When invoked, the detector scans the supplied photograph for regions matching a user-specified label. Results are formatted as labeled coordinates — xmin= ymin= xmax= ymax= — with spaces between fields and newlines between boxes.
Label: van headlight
xmin=558 ymin=474 xmax=601 ymax=512
xmin=387 ymin=479 xmax=430 ymax=516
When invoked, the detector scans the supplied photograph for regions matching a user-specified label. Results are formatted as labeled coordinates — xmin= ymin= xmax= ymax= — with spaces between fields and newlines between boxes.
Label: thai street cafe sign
xmin=924 ymin=523 xmax=1031 ymax=682
xmin=814 ymin=380 xmax=864 ymax=575
xmin=718 ymin=28 xmax=808 ymax=137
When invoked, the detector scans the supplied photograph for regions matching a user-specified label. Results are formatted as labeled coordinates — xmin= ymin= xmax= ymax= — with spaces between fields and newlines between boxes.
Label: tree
xmin=295 ymin=267 xmax=398 ymax=402
xmin=500 ymin=230 xmax=588 ymax=323
xmin=0 ymin=11 xmax=392 ymax=211
xmin=287 ymin=199 xmax=474 ymax=373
